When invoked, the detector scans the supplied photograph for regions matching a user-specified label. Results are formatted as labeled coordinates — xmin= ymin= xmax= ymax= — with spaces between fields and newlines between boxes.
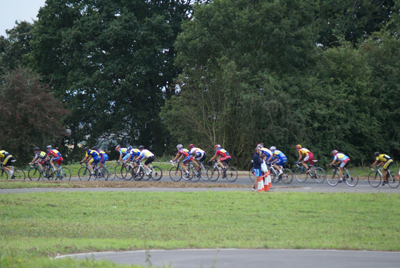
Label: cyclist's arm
xmin=172 ymin=153 xmax=180 ymax=162
xmin=371 ymin=160 xmax=378 ymax=167
xmin=266 ymin=155 xmax=273 ymax=163
xmin=29 ymin=156 xmax=38 ymax=165
xmin=297 ymin=153 xmax=303 ymax=162
xmin=329 ymin=159 xmax=336 ymax=166
xmin=209 ymin=155 xmax=216 ymax=162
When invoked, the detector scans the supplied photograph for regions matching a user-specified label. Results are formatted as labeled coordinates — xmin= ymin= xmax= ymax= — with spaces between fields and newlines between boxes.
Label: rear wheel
xmin=225 ymin=166 xmax=238 ymax=182
xmin=141 ymin=167 xmax=150 ymax=181
xmin=313 ymin=167 xmax=326 ymax=183
xmin=189 ymin=167 xmax=200 ymax=182
xmin=281 ymin=169 xmax=293 ymax=184
xmin=105 ymin=166 xmax=116 ymax=181
xmin=169 ymin=166 xmax=182 ymax=182
xmin=131 ymin=166 xmax=142 ymax=181
xmin=199 ymin=165 xmax=209 ymax=181
xmin=368 ymin=171 xmax=381 ymax=188
xmin=28 ymin=167 xmax=41 ymax=181
xmin=248 ymin=166 xmax=255 ymax=182
xmin=387 ymin=172 xmax=399 ymax=188
xmin=345 ymin=170 xmax=358 ymax=187
xmin=326 ymin=170 xmax=339 ymax=186
xmin=78 ymin=167 xmax=89 ymax=181
xmin=12 ymin=169 xmax=25 ymax=180
xmin=295 ymin=166 xmax=308 ymax=182
xmin=0 ymin=170 xmax=8 ymax=180
xmin=150 ymin=166 xmax=162 ymax=181
xmin=121 ymin=165 xmax=132 ymax=181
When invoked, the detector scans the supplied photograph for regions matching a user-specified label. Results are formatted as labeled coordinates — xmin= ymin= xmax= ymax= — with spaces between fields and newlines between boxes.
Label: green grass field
xmin=1 ymin=191 xmax=400 ymax=267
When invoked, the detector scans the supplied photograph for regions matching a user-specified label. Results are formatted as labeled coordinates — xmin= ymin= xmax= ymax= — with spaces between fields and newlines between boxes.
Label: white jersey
xmin=140 ymin=149 xmax=154 ymax=158
xmin=190 ymin=147 xmax=205 ymax=155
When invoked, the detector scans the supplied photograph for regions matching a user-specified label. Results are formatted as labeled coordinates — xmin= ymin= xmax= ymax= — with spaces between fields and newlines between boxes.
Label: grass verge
xmin=1 ymin=191 xmax=400 ymax=266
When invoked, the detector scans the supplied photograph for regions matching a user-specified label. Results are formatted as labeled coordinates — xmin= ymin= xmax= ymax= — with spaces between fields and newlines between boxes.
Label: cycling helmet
xmin=138 ymin=145 xmax=144 ymax=149
xmin=188 ymin=144 xmax=194 ymax=149
xmin=295 ymin=144 xmax=302 ymax=149
xmin=46 ymin=145 xmax=52 ymax=149
xmin=127 ymin=147 xmax=132 ymax=151
xmin=176 ymin=144 xmax=183 ymax=150
xmin=115 ymin=145 xmax=121 ymax=150
xmin=214 ymin=144 xmax=221 ymax=149
xmin=257 ymin=144 xmax=263 ymax=148
xmin=33 ymin=147 xmax=39 ymax=151
xmin=92 ymin=146 xmax=98 ymax=150
xmin=270 ymin=146 xmax=276 ymax=151
xmin=84 ymin=146 xmax=89 ymax=150
xmin=374 ymin=151 xmax=380 ymax=156
xmin=332 ymin=149 xmax=338 ymax=155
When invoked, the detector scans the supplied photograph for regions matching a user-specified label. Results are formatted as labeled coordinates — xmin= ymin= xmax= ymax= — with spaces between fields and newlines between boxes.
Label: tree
xmin=0 ymin=68 xmax=69 ymax=165
xmin=28 ymin=0 xmax=193 ymax=157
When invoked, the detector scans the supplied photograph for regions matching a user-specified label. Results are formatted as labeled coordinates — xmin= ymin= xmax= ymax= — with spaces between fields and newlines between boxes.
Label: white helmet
xmin=176 ymin=144 xmax=183 ymax=150
xmin=270 ymin=146 xmax=276 ymax=151
xmin=46 ymin=145 xmax=52 ymax=149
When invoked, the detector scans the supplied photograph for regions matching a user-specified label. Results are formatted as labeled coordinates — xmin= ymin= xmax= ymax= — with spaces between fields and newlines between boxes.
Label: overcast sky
xmin=0 ymin=0 xmax=46 ymax=36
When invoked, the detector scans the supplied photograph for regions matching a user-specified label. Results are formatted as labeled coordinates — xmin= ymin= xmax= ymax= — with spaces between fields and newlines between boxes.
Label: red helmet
xmin=295 ymin=144 xmax=301 ymax=149
xmin=189 ymin=144 xmax=194 ymax=149
xmin=214 ymin=144 xmax=221 ymax=149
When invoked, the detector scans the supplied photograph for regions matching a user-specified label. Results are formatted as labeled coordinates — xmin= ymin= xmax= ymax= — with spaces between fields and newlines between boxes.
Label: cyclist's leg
xmin=382 ymin=160 xmax=393 ymax=184
xmin=3 ymin=156 xmax=13 ymax=175
xmin=302 ymin=155 xmax=310 ymax=170
xmin=88 ymin=157 xmax=95 ymax=173
xmin=182 ymin=156 xmax=192 ymax=173
xmin=143 ymin=156 xmax=154 ymax=171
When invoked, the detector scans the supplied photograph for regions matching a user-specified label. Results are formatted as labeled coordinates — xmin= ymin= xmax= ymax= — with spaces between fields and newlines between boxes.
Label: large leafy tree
xmin=29 ymin=0 xmax=193 ymax=157
xmin=0 ymin=68 xmax=69 ymax=165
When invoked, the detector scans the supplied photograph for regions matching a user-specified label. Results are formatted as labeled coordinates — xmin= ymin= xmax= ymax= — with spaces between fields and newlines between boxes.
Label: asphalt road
xmin=57 ymin=249 xmax=400 ymax=268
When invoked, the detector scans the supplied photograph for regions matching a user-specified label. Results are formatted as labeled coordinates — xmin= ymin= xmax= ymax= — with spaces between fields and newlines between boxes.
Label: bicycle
xmin=121 ymin=161 xmax=137 ymax=181
xmin=169 ymin=161 xmax=184 ymax=182
xmin=53 ymin=165 xmax=71 ymax=181
xmin=269 ymin=164 xmax=293 ymax=184
xmin=28 ymin=162 xmax=44 ymax=180
xmin=186 ymin=161 xmax=210 ymax=182
xmin=131 ymin=161 xmax=162 ymax=181
xmin=208 ymin=160 xmax=238 ymax=182
xmin=368 ymin=166 xmax=399 ymax=188
xmin=78 ymin=162 xmax=109 ymax=181
xmin=249 ymin=160 xmax=255 ymax=182
xmin=0 ymin=161 xmax=25 ymax=180
xmin=115 ymin=162 xmax=125 ymax=179
xmin=326 ymin=164 xmax=358 ymax=187
xmin=294 ymin=161 xmax=326 ymax=183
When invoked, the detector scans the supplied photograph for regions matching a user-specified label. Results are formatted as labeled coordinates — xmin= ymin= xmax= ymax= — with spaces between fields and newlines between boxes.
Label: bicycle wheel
xmin=281 ymin=168 xmax=293 ymax=184
xmin=313 ymin=167 xmax=326 ymax=183
xmin=270 ymin=170 xmax=278 ymax=183
xmin=326 ymin=170 xmax=339 ymax=186
xmin=131 ymin=166 xmax=142 ymax=181
xmin=225 ymin=166 xmax=238 ymax=182
xmin=189 ymin=167 xmax=200 ymax=182
xmin=115 ymin=164 xmax=124 ymax=179
xmin=0 ymin=170 xmax=8 ymax=180
xmin=368 ymin=171 xmax=381 ymax=188
xmin=28 ymin=167 xmax=41 ymax=181
xmin=99 ymin=167 xmax=109 ymax=181
xmin=248 ymin=166 xmax=255 ymax=182
xmin=208 ymin=167 xmax=220 ymax=182
xmin=388 ymin=172 xmax=400 ymax=188
xmin=294 ymin=166 xmax=308 ymax=182
xmin=12 ymin=169 xmax=25 ymax=180
xmin=199 ymin=165 xmax=209 ymax=181
xmin=105 ymin=166 xmax=116 ymax=181
xmin=78 ymin=167 xmax=89 ymax=181
xmin=121 ymin=166 xmax=132 ymax=181
xmin=345 ymin=170 xmax=358 ymax=187
xmin=58 ymin=167 xmax=71 ymax=181
xmin=169 ymin=166 xmax=182 ymax=182
xmin=43 ymin=168 xmax=55 ymax=180
xmin=150 ymin=166 xmax=162 ymax=181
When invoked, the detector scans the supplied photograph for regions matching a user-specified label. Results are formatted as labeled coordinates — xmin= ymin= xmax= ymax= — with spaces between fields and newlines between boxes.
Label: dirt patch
xmin=38 ymin=181 xmax=251 ymax=188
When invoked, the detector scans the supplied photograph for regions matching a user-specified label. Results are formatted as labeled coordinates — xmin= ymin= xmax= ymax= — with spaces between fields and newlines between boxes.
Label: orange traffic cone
xmin=257 ymin=176 xmax=265 ymax=192
xmin=263 ymin=173 xmax=270 ymax=191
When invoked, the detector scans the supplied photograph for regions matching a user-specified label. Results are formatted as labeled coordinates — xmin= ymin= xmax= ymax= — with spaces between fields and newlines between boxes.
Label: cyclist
xmin=295 ymin=144 xmax=315 ymax=173
xmin=128 ymin=147 xmax=141 ymax=166
xmin=80 ymin=146 xmax=101 ymax=175
xmin=258 ymin=144 xmax=274 ymax=164
xmin=208 ymin=144 xmax=232 ymax=175
xmin=0 ymin=150 xmax=14 ymax=178
xmin=115 ymin=145 xmax=129 ymax=164
xmin=188 ymin=144 xmax=206 ymax=170
xmin=269 ymin=146 xmax=287 ymax=177
xmin=94 ymin=146 xmax=109 ymax=168
xmin=171 ymin=144 xmax=193 ymax=177
xmin=328 ymin=150 xmax=350 ymax=183
xmin=135 ymin=145 xmax=155 ymax=174
xmin=44 ymin=145 xmax=63 ymax=172
xmin=29 ymin=147 xmax=47 ymax=173
xmin=370 ymin=151 xmax=393 ymax=186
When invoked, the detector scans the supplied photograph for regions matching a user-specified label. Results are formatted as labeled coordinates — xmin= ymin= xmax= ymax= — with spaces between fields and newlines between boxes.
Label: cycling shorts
xmin=383 ymin=159 xmax=393 ymax=170
xmin=144 ymin=156 xmax=155 ymax=165
xmin=101 ymin=154 xmax=109 ymax=164
xmin=183 ymin=156 xmax=194 ymax=164
xmin=195 ymin=152 xmax=206 ymax=163
xmin=275 ymin=158 xmax=287 ymax=166
xmin=303 ymin=152 xmax=315 ymax=165
xmin=3 ymin=155 xmax=13 ymax=166
xmin=220 ymin=156 xmax=231 ymax=163
xmin=52 ymin=157 xmax=63 ymax=166
xmin=89 ymin=156 xmax=101 ymax=164
xmin=340 ymin=158 xmax=350 ymax=168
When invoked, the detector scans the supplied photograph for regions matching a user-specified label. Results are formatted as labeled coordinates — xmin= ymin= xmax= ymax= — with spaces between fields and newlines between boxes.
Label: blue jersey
xmin=333 ymin=153 xmax=349 ymax=161
xmin=260 ymin=147 xmax=274 ymax=159
xmin=273 ymin=150 xmax=287 ymax=160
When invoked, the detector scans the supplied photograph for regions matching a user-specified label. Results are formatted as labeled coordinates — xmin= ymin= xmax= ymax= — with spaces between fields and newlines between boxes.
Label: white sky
xmin=0 ymin=0 xmax=46 ymax=37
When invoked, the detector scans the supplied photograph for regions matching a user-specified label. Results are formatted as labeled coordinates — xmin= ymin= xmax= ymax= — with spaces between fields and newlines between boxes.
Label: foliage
xmin=0 ymin=68 xmax=69 ymax=165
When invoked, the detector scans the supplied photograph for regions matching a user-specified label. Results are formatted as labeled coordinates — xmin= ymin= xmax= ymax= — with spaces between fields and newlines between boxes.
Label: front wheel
xmin=281 ymin=169 xmax=293 ymax=184
xmin=0 ymin=170 xmax=8 ymax=180
xmin=326 ymin=170 xmax=339 ymax=187
xmin=131 ymin=166 xmax=143 ymax=181
xmin=345 ymin=170 xmax=358 ymax=187
xmin=368 ymin=171 xmax=381 ymax=188
xmin=115 ymin=164 xmax=124 ymax=179
xmin=169 ymin=166 xmax=182 ymax=182
xmin=225 ymin=166 xmax=238 ymax=182
xmin=78 ymin=167 xmax=89 ymax=181
xmin=189 ymin=167 xmax=200 ymax=182
xmin=294 ymin=166 xmax=308 ymax=182
xmin=313 ymin=167 xmax=326 ymax=183
xmin=105 ymin=166 xmax=116 ymax=181
xmin=388 ymin=172 xmax=400 ymax=188
xmin=28 ymin=167 xmax=41 ymax=181
xmin=121 ymin=166 xmax=132 ymax=181
xmin=150 ymin=166 xmax=162 ymax=181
